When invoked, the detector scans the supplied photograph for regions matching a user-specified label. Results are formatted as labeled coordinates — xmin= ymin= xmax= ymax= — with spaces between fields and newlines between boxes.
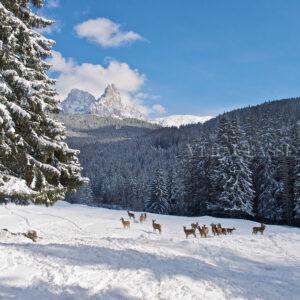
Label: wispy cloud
xmin=74 ymin=18 xmax=143 ymax=48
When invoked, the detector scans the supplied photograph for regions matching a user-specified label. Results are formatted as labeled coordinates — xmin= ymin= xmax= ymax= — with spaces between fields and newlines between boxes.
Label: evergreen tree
xmin=145 ymin=168 xmax=169 ymax=214
xmin=183 ymin=138 xmax=209 ymax=216
xmin=0 ymin=0 xmax=86 ymax=204
xmin=209 ymin=117 xmax=254 ymax=216
xmin=257 ymin=155 xmax=284 ymax=221
xmin=166 ymin=165 xmax=184 ymax=214
xmin=256 ymin=118 xmax=284 ymax=221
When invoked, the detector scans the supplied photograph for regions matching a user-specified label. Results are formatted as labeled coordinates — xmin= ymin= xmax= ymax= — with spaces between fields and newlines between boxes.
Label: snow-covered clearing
xmin=0 ymin=202 xmax=299 ymax=300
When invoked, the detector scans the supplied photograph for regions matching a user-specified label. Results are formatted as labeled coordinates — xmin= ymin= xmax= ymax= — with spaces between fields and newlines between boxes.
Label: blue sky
xmin=42 ymin=0 xmax=300 ymax=117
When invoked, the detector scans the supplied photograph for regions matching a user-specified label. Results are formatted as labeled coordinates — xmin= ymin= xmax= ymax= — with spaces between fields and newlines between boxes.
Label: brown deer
xmin=120 ymin=217 xmax=130 ymax=229
xmin=210 ymin=223 xmax=219 ymax=236
xmin=252 ymin=223 xmax=266 ymax=235
xmin=139 ymin=214 xmax=145 ymax=223
xmin=210 ymin=223 xmax=217 ymax=235
xmin=191 ymin=222 xmax=199 ymax=230
xmin=183 ymin=226 xmax=196 ymax=238
xmin=221 ymin=228 xmax=227 ymax=235
xmin=226 ymin=227 xmax=236 ymax=234
xmin=127 ymin=211 xmax=135 ymax=220
xmin=152 ymin=220 xmax=162 ymax=234
xmin=215 ymin=223 xmax=227 ymax=235
xmin=198 ymin=225 xmax=209 ymax=238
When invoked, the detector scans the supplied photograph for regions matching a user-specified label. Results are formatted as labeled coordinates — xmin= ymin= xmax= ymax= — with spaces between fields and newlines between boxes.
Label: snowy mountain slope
xmin=60 ymin=89 xmax=96 ymax=114
xmin=153 ymin=114 xmax=213 ymax=127
xmin=0 ymin=202 xmax=299 ymax=299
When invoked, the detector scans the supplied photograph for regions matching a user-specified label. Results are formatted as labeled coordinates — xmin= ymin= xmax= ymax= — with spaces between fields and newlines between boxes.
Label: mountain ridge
xmin=60 ymin=84 xmax=212 ymax=127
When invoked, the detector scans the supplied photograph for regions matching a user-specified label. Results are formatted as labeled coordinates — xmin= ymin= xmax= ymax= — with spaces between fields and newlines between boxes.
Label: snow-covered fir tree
xmin=166 ymin=165 xmax=184 ymax=214
xmin=209 ymin=117 xmax=254 ymax=216
xmin=183 ymin=138 xmax=210 ymax=216
xmin=257 ymin=155 xmax=284 ymax=221
xmin=256 ymin=117 xmax=284 ymax=221
xmin=0 ymin=0 xmax=86 ymax=204
xmin=145 ymin=168 xmax=169 ymax=214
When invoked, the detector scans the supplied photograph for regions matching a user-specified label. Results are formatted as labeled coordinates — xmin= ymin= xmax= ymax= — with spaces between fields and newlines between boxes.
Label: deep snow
xmin=0 ymin=201 xmax=299 ymax=300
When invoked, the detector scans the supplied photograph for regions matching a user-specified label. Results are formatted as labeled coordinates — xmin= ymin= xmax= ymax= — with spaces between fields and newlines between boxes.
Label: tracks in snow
xmin=6 ymin=207 xmax=86 ymax=234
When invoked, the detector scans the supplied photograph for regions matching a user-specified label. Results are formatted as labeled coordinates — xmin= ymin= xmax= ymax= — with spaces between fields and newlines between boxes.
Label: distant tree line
xmin=66 ymin=98 xmax=300 ymax=226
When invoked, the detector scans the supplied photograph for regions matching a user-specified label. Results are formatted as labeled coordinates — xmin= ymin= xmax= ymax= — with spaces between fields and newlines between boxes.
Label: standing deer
xmin=183 ymin=226 xmax=196 ymax=238
xmin=152 ymin=220 xmax=162 ymax=234
xmin=252 ymin=223 xmax=266 ymax=235
xmin=127 ymin=211 xmax=135 ymax=220
xmin=210 ymin=223 xmax=218 ymax=236
xmin=120 ymin=217 xmax=130 ymax=229
xmin=216 ymin=223 xmax=227 ymax=235
xmin=198 ymin=225 xmax=209 ymax=238
xmin=226 ymin=227 xmax=236 ymax=234
xmin=139 ymin=214 xmax=145 ymax=223
xmin=221 ymin=228 xmax=227 ymax=235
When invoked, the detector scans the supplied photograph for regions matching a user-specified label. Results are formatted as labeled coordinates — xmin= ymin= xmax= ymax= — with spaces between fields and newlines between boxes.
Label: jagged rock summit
xmin=61 ymin=84 xmax=146 ymax=120
xmin=91 ymin=84 xmax=145 ymax=120
xmin=61 ymin=89 xmax=96 ymax=114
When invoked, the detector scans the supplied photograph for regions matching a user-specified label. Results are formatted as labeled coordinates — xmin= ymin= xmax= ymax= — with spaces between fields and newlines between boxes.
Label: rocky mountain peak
xmin=61 ymin=84 xmax=146 ymax=120
xmin=90 ymin=84 xmax=146 ymax=120
xmin=60 ymin=89 xmax=96 ymax=114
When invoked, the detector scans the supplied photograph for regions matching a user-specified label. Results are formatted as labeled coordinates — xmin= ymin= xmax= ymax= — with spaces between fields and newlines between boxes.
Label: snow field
xmin=0 ymin=201 xmax=299 ymax=300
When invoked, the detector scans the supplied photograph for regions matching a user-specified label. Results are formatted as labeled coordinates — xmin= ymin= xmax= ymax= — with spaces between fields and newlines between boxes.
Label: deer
xmin=143 ymin=213 xmax=147 ymax=221
xmin=198 ymin=225 xmax=209 ymax=238
xmin=226 ymin=227 xmax=236 ymax=234
xmin=215 ymin=223 xmax=227 ymax=235
xmin=183 ymin=226 xmax=196 ymax=238
xmin=120 ymin=217 xmax=130 ymax=229
xmin=252 ymin=223 xmax=266 ymax=235
xmin=127 ymin=211 xmax=135 ymax=220
xmin=139 ymin=213 xmax=146 ymax=223
xmin=210 ymin=223 xmax=219 ymax=236
xmin=191 ymin=222 xmax=199 ymax=230
xmin=221 ymin=228 xmax=227 ymax=235
xmin=152 ymin=220 xmax=162 ymax=234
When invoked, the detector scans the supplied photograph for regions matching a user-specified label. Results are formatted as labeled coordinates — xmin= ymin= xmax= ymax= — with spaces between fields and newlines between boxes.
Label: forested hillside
xmin=61 ymin=97 xmax=300 ymax=226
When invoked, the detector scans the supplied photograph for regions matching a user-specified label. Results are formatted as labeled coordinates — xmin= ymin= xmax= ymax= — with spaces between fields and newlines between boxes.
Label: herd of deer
xmin=120 ymin=211 xmax=162 ymax=233
xmin=121 ymin=211 xmax=267 ymax=238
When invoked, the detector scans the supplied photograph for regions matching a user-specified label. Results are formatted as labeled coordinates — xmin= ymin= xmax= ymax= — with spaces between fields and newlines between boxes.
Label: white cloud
xmin=74 ymin=18 xmax=143 ymax=48
xmin=49 ymin=51 xmax=144 ymax=99
xmin=50 ymin=51 xmax=75 ymax=73
xmin=46 ymin=0 xmax=60 ymax=8
xmin=49 ymin=51 xmax=164 ymax=117
xmin=152 ymin=104 xmax=166 ymax=114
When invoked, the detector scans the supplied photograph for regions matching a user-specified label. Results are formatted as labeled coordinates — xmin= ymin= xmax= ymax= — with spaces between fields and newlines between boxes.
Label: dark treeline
xmin=65 ymin=97 xmax=300 ymax=226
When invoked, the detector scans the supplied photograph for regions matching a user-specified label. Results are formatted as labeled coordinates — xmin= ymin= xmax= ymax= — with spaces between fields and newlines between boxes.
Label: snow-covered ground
xmin=0 ymin=202 xmax=299 ymax=300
